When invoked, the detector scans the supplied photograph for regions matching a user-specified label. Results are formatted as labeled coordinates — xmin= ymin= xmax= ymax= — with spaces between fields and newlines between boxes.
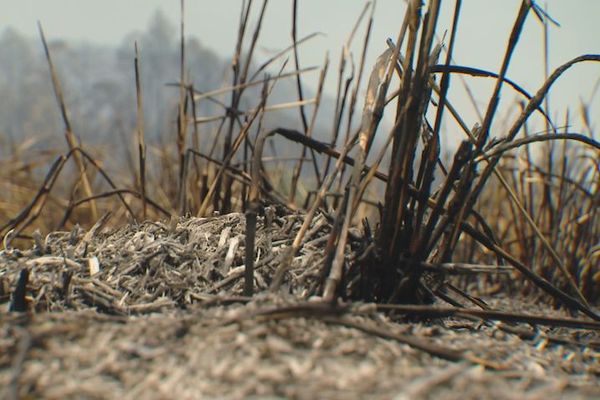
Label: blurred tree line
xmin=0 ymin=11 xmax=227 ymax=150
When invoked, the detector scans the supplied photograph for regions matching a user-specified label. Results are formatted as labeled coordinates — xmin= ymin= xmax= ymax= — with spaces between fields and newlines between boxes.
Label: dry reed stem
xmin=176 ymin=0 xmax=188 ymax=215
xmin=477 ymin=1 xmax=529 ymax=148
xmin=481 ymin=133 xmax=600 ymax=159
xmin=220 ymin=0 xmax=268 ymax=213
xmin=134 ymin=43 xmax=147 ymax=220
xmin=38 ymin=23 xmax=98 ymax=221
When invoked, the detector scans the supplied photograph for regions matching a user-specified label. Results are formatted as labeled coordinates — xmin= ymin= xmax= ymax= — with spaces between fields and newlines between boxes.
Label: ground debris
xmin=1 ymin=211 xmax=329 ymax=314
xmin=0 ymin=214 xmax=599 ymax=399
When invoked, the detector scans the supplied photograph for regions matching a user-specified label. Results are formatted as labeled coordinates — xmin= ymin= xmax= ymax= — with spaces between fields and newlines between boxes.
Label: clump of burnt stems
xmin=254 ymin=0 xmax=600 ymax=312
xmin=1 ymin=0 xmax=599 ymax=314
xmin=337 ymin=0 xmax=600 ymax=312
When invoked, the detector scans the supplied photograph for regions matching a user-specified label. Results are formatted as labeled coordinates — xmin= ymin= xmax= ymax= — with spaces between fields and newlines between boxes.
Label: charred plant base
xmin=1 ymin=213 xmax=599 ymax=399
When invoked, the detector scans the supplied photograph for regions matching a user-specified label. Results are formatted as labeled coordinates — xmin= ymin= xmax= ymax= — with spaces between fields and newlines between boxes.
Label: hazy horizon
xmin=1 ymin=0 xmax=599 ymax=137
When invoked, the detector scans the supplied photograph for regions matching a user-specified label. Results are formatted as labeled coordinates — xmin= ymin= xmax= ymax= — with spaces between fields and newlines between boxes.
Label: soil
xmin=1 ymin=212 xmax=599 ymax=399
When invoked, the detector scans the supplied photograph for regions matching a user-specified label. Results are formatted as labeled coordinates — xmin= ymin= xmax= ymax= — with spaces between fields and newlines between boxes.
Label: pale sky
xmin=1 ymin=0 xmax=599 ymax=136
